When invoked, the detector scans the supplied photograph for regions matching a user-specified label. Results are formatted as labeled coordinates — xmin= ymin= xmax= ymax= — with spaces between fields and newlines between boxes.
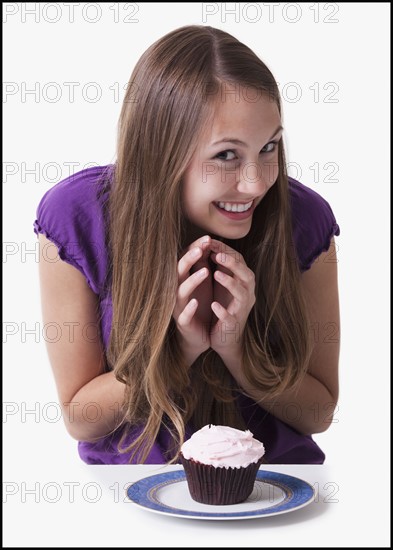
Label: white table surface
xmin=4 ymin=461 xmax=390 ymax=547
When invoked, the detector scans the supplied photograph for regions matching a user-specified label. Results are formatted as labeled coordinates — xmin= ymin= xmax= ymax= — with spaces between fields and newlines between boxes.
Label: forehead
xmin=202 ymin=88 xmax=281 ymax=145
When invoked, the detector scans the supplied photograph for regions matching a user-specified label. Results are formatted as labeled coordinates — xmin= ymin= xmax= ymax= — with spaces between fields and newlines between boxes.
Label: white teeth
xmin=217 ymin=201 xmax=253 ymax=212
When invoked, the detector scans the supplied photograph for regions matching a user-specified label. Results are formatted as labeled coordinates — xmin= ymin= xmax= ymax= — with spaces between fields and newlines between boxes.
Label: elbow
xmin=304 ymin=394 xmax=339 ymax=435
xmin=62 ymin=403 xmax=106 ymax=442
xmin=64 ymin=420 xmax=89 ymax=442
xmin=63 ymin=418 xmax=106 ymax=443
xmin=63 ymin=415 xmax=92 ymax=442
xmin=310 ymin=417 xmax=335 ymax=435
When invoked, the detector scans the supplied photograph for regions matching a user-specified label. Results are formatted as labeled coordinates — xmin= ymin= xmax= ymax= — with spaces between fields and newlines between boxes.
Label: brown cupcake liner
xmin=180 ymin=454 xmax=263 ymax=505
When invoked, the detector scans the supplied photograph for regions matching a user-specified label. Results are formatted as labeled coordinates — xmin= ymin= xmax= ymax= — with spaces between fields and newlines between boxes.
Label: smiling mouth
xmin=213 ymin=200 xmax=254 ymax=213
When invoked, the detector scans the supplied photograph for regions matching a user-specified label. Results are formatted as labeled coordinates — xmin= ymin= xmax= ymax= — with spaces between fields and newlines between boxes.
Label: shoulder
xmin=33 ymin=164 xmax=114 ymax=295
xmin=33 ymin=164 xmax=114 ymax=225
xmin=288 ymin=176 xmax=340 ymax=273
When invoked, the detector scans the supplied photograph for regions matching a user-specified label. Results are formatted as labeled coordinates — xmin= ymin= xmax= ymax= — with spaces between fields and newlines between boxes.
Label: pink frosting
xmin=181 ymin=424 xmax=265 ymax=469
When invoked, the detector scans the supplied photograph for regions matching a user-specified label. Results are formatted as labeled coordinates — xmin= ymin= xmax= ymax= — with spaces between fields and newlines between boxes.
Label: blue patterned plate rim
xmin=126 ymin=469 xmax=315 ymax=520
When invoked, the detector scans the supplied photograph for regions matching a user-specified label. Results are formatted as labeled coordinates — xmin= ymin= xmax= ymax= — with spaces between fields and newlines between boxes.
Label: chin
xmin=216 ymin=226 xmax=251 ymax=240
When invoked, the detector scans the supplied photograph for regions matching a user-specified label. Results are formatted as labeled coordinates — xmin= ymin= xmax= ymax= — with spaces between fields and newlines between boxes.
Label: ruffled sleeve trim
xmin=33 ymin=219 xmax=97 ymax=294
xmin=301 ymin=222 xmax=340 ymax=273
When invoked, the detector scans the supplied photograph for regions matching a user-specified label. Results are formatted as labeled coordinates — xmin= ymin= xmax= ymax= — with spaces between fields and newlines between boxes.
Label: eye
xmin=214 ymin=150 xmax=237 ymax=161
xmin=261 ymin=141 xmax=278 ymax=153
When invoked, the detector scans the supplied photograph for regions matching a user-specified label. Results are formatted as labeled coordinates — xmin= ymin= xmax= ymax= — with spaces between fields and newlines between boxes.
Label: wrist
xmin=181 ymin=342 xmax=208 ymax=367
xmin=215 ymin=344 xmax=242 ymax=365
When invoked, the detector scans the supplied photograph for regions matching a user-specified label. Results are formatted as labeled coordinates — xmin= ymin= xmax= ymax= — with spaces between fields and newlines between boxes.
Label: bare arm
xmin=38 ymin=234 xmax=126 ymax=441
xmin=221 ymin=238 xmax=340 ymax=435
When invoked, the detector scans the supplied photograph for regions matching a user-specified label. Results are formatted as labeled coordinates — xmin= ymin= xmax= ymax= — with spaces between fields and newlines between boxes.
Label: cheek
xmin=195 ymin=178 xmax=223 ymax=206
xmin=182 ymin=173 xmax=203 ymax=208
xmin=183 ymin=189 xmax=213 ymax=219
xmin=183 ymin=164 xmax=218 ymax=201
xmin=263 ymin=158 xmax=279 ymax=188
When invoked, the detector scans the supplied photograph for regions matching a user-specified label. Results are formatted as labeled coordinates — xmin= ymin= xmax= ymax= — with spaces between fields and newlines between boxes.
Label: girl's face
xmin=182 ymin=89 xmax=283 ymax=241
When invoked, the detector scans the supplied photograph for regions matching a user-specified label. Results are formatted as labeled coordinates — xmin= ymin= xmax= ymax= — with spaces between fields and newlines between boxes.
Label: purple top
xmin=33 ymin=165 xmax=340 ymax=465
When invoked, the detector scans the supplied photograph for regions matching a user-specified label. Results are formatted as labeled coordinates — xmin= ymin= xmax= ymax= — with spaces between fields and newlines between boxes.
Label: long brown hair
xmin=106 ymin=25 xmax=313 ymax=462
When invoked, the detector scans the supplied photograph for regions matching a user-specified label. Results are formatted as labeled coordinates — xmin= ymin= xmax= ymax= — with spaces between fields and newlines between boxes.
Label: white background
xmin=3 ymin=2 xmax=390 ymax=547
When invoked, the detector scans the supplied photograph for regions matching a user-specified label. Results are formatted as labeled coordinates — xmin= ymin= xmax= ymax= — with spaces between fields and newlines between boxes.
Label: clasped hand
xmin=173 ymin=235 xmax=256 ymax=364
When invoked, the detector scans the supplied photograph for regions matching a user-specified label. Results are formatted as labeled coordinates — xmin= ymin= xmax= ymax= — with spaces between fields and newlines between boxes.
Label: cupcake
xmin=180 ymin=424 xmax=265 ymax=505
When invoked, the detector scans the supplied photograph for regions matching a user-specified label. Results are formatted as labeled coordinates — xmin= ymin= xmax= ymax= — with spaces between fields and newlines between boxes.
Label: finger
xmin=210 ymin=239 xmax=237 ymax=256
xmin=211 ymin=301 xmax=237 ymax=328
xmin=212 ymin=251 xmax=253 ymax=283
xmin=177 ymin=298 xmax=198 ymax=327
xmin=178 ymin=235 xmax=213 ymax=282
xmin=196 ymin=235 xmax=213 ymax=261
xmin=210 ymin=252 xmax=232 ymax=276
xmin=213 ymin=270 xmax=247 ymax=302
xmin=189 ymin=235 xmax=212 ymax=261
xmin=177 ymin=267 xmax=209 ymax=303
xmin=178 ymin=246 xmax=202 ymax=283
xmin=209 ymin=239 xmax=244 ymax=267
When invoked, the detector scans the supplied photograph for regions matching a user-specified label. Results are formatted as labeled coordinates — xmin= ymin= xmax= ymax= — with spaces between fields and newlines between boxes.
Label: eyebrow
xmin=211 ymin=125 xmax=284 ymax=147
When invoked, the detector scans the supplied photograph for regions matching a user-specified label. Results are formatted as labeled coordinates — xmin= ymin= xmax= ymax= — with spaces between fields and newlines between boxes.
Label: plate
xmin=126 ymin=469 xmax=315 ymax=520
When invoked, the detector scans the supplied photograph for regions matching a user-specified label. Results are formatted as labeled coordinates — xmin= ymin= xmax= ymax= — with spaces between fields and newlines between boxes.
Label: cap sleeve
xmin=289 ymin=177 xmax=340 ymax=273
xmin=33 ymin=166 xmax=113 ymax=295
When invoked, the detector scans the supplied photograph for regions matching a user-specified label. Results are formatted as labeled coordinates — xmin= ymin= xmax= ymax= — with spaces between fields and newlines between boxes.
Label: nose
xmin=235 ymin=160 xmax=276 ymax=196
